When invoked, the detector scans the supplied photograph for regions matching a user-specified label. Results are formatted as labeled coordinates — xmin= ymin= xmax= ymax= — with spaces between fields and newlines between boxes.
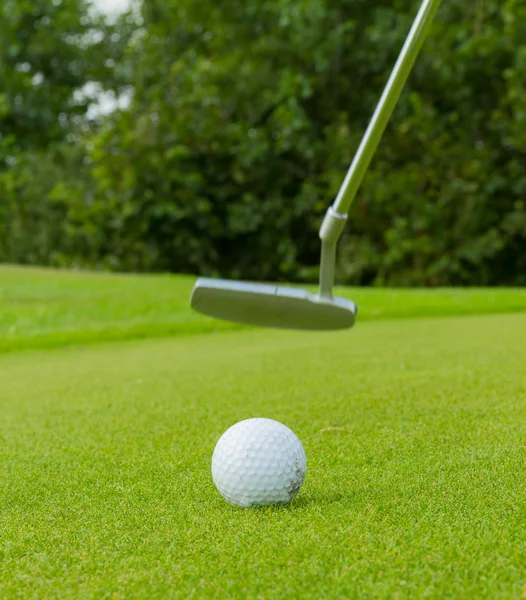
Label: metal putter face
xmin=191 ymin=278 xmax=357 ymax=331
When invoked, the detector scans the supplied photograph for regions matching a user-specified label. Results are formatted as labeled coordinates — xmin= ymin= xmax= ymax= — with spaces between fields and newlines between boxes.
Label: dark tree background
xmin=1 ymin=0 xmax=525 ymax=285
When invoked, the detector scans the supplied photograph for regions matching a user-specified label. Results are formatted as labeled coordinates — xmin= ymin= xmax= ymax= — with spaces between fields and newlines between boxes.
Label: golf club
xmin=191 ymin=0 xmax=443 ymax=330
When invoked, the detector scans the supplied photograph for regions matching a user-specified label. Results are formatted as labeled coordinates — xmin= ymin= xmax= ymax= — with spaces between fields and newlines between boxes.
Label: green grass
xmin=1 ymin=264 xmax=526 ymax=353
xmin=1 ymin=266 xmax=526 ymax=598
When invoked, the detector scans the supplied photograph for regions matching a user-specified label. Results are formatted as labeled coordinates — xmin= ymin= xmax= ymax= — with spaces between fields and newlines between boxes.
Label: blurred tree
xmin=1 ymin=0 xmax=525 ymax=285
xmin=71 ymin=0 xmax=425 ymax=278
xmin=0 ymin=0 xmax=131 ymax=263
xmin=337 ymin=0 xmax=526 ymax=285
xmin=0 ymin=0 xmax=129 ymax=158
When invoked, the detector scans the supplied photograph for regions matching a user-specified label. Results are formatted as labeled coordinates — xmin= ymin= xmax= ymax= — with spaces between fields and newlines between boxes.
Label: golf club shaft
xmin=332 ymin=0 xmax=443 ymax=216
xmin=317 ymin=0 xmax=442 ymax=299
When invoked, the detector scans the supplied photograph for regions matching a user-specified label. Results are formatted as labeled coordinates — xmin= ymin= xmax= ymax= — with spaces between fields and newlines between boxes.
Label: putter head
xmin=190 ymin=278 xmax=357 ymax=331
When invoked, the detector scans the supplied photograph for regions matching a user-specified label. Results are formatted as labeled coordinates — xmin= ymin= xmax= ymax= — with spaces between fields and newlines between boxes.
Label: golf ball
xmin=211 ymin=418 xmax=307 ymax=508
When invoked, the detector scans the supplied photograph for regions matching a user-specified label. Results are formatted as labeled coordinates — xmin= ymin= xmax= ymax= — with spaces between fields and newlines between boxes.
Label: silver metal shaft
xmin=318 ymin=0 xmax=443 ymax=296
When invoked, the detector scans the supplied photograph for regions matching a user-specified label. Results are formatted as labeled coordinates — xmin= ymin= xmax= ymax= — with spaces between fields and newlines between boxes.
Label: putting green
xmin=1 ymin=307 xmax=525 ymax=598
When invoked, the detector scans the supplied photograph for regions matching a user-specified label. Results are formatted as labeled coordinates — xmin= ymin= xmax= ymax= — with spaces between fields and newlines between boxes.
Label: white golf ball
xmin=211 ymin=418 xmax=307 ymax=508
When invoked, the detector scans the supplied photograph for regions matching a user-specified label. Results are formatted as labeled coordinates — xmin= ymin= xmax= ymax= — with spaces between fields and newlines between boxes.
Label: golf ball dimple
xmin=211 ymin=418 xmax=307 ymax=508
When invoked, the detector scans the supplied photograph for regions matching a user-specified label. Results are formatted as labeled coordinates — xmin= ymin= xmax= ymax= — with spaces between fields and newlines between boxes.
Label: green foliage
xmin=337 ymin=0 xmax=526 ymax=285
xmin=0 ymin=142 xmax=96 ymax=266
xmin=0 ymin=0 xmax=130 ymax=265
xmin=0 ymin=150 xmax=66 ymax=264
xmin=1 ymin=0 xmax=525 ymax=285
xmin=0 ymin=0 xmax=124 ymax=159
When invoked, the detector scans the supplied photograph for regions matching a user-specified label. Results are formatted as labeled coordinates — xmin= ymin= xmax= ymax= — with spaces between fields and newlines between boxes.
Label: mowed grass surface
xmin=1 ymin=267 xmax=526 ymax=598
xmin=1 ymin=264 xmax=526 ymax=352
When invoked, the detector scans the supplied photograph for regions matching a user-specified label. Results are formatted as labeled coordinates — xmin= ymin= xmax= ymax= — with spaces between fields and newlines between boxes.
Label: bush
xmin=1 ymin=0 xmax=525 ymax=285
